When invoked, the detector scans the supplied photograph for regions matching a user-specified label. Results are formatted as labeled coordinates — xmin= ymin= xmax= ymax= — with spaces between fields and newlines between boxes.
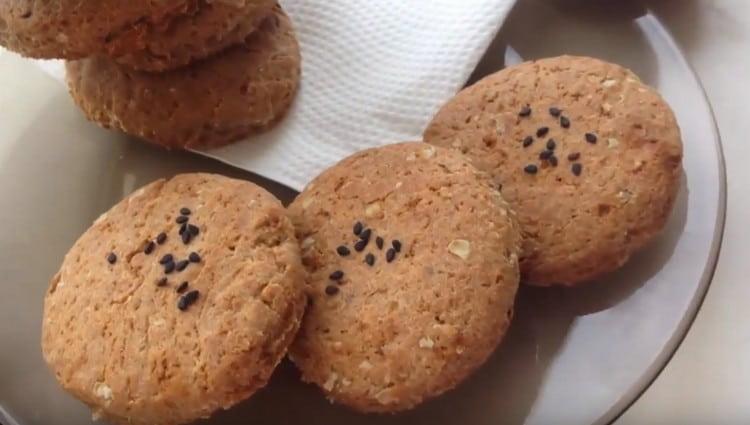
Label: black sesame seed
xmin=524 ymin=164 xmax=538 ymax=174
xmin=156 ymin=232 xmax=167 ymax=245
xmin=175 ymin=260 xmax=189 ymax=272
xmin=376 ymin=237 xmax=384 ymax=250
xmin=568 ymin=152 xmax=581 ymax=161
xmin=386 ymin=248 xmax=396 ymax=263
xmin=180 ymin=207 xmax=191 ymax=216
xmin=329 ymin=270 xmax=344 ymax=281
xmin=353 ymin=222 xmax=363 ymax=236
xmin=359 ymin=228 xmax=372 ymax=241
xmin=144 ymin=241 xmax=156 ymax=255
xmin=572 ymin=163 xmax=583 ymax=176
xmin=159 ymin=254 xmax=174 ymax=265
xmin=354 ymin=239 xmax=368 ymax=252
xmin=522 ymin=136 xmax=534 ymax=148
xmin=560 ymin=116 xmax=571 ymax=128
xmin=392 ymin=240 xmax=402 ymax=253
xmin=518 ymin=106 xmax=531 ymax=117
xmin=365 ymin=253 xmax=375 ymax=266
xmin=177 ymin=290 xmax=200 ymax=311
xmin=585 ymin=133 xmax=598 ymax=144
xmin=179 ymin=223 xmax=188 ymax=235
xmin=164 ymin=261 xmax=176 ymax=274
xmin=549 ymin=156 xmax=559 ymax=167
xmin=106 ymin=252 xmax=117 ymax=264
xmin=188 ymin=252 xmax=201 ymax=263
xmin=176 ymin=282 xmax=189 ymax=293
xmin=549 ymin=107 xmax=562 ymax=117
xmin=546 ymin=139 xmax=557 ymax=150
xmin=176 ymin=215 xmax=189 ymax=224
xmin=337 ymin=246 xmax=350 ymax=256
xmin=188 ymin=224 xmax=200 ymax=236
xmin=156 ymin=277 xmax=168 ymax=287
xmin=181 ymin=231 xmax=192 ymax=245
xmin=325 ymin=285 xmax=340 ymax=296
xmin=539 ymin=150 xmax=553 ymax=160
xmin=536 ymin=127 xmax=549 ymax=138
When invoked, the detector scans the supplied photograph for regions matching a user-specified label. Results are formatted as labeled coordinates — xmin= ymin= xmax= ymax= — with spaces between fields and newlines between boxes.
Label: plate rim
xmin=602 ymin=10 xmax=728 ymax=425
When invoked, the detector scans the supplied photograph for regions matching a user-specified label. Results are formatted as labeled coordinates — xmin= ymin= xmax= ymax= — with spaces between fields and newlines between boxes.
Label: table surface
xmin=0 ymin=0 xmax=747 ymax=423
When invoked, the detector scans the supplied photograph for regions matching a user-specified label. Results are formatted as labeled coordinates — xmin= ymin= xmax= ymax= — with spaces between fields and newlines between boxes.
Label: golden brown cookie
xmin=288 ymin=142 xmax=521 ymax=413
xmin=65 ymin=6 xmax=300 ymax=149
xmin=0 ymin=0 xmax=275 ymax=68
xmin=424 ymin=56 xmax=683 ymax=286
xmin=42 ymin=173 xmax=306 ymax=425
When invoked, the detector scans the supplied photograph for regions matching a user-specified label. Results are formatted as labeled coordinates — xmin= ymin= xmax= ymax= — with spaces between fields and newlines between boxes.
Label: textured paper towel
xmin=31 ymin=0 xmax=516 ymax=191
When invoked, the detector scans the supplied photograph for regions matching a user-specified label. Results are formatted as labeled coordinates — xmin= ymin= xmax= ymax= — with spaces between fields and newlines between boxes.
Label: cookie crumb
xmin=359 ymin=360 xmax=373 ymax=370
xmin=301 ymin=237 xmax=316 ymax=250
xmin=365 ymin=202 xmax=383 ymax=218
xmin=94 ymin=383 xmax=113 ymax=402
xmin=302 ymin=196 xmax=315 ymax=209
xmin=602 ymin=79 xmax=618 ymax=88
xmin=448 ymin=240 xmax=471 ymax=260
xmin=418 ymin=337 xmax=435 ymax=349
xmin=607 ymin=138 xmax=620 ymax=149
xmin=422 ymin=146 xmax=436 ymax=158
xmin=323 ymin=373 xmax=339 ymax=391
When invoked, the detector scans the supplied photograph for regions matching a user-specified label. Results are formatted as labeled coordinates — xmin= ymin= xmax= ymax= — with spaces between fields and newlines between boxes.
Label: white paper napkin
xmin=31 ymin=0 xmax=516 ymax=191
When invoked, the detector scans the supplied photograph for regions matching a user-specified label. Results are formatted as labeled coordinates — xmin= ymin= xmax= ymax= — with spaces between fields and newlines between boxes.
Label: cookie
xmin=424 ymin=56 xmax=683 ymax=286
xmin=41 ymin=173 xmax=306 ymax=425
xmin=114 ymin=0 xmax=275 ymax=72
xmin=65 ymin=6 xmax=300 ymax=149
xmin=0 ymin=0 xmax=275 ymax=68
xmin=287 ymin=142 xmax=521 ymax=413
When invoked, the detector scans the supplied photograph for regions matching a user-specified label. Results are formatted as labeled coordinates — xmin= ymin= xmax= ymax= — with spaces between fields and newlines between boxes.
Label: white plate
xmin=0 ymin=1 xmax=724 ymax=425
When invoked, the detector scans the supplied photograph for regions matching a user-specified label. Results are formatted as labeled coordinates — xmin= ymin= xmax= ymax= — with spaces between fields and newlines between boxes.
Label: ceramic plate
xmin=0 ymin=1 xmax=724 ymax=424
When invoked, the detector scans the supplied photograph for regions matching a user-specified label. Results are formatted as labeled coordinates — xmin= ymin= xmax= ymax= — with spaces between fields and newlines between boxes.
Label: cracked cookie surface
xmin=424 ymin=56 xmax=683 ymax=286
xmin=42 ymin=173 xmax=305 ymax=425
xmin=288 ymin=142 xmax=521 ymax=413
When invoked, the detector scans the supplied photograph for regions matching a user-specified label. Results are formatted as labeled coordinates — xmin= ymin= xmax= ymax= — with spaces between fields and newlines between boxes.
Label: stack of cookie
xmin=40 ymin=55 xmax=683 ymax=423
xmin=0 ymin=1 xmax=300 ymax=148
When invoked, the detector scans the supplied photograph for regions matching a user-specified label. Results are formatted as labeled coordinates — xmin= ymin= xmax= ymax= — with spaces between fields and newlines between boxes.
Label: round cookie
xmin=42 ymin=173 xmax=306 ymax=425
xmin=0 ymin=0 xmax=275 ymax=69
xmin=114 ymin=1 xmax=275 ymax=72
xmin=424 ymin=55 xmax=683 ymax=286
xmin=65 ymin=6 xmax=300 ymax=149
xmin=288 ymin=142 xmax=521 ymax=413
